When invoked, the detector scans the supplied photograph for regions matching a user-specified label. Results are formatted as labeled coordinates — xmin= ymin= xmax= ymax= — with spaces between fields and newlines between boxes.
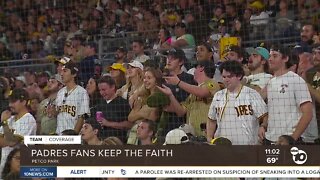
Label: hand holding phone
xmin=96 ymin=111 xmax=104 ymax=123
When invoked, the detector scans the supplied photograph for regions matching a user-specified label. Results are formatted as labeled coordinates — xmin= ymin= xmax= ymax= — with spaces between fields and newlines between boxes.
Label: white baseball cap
xmin=51 ymin=74 xmax=64 ymax=85
xmin=179 ymin=124 xmax=196 ymax=136
xmin=163 ymin=129 xmax=189 ymax=145
xmin=127 ymin=60 xmax=144 ymax=71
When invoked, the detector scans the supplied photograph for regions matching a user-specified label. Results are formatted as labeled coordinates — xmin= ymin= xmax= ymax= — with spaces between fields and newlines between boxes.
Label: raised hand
xmin=157 ymin=84 xmax=173 ymax=96
xmin=1 ymin=110 xmax=12 ymax=122
xmin=163 ymin=75 xmax=180 ymax=86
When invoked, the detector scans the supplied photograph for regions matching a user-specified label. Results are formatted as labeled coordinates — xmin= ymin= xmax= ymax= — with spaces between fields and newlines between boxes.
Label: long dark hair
xmin=2 ymin=148 xmax=20 ymax=179
xmin=144 ymin=67 xmax=164 ymax=87
xmin=88 ymin=75 xmax=103 ymax=112
xmin=89 ymin=75 xmax=102 ymax=100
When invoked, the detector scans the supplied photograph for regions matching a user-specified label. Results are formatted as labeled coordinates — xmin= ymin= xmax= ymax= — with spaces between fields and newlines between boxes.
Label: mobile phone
xmin=96 ymin=111 xmax=104 ymax=122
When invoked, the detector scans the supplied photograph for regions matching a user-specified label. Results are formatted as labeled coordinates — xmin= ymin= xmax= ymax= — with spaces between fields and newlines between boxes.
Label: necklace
xmin=15 ymin=112 xmax=28 ymax=121
xmin=62 ymin=86 xmax=77 ymax=104
xmin=219 ymin=85 xmax=243 ymax=121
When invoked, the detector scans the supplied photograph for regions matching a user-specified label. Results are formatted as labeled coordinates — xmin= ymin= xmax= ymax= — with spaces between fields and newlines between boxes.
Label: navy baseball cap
xmin=63 ymin=61 xmax=79 ymax=74
xmin=270 ymin=44 xmax=291 ymax=56
xmin=166 ymin=48 xmax=187 ymax=61
xmin=8 ymin=88 xmax=29 ymax=102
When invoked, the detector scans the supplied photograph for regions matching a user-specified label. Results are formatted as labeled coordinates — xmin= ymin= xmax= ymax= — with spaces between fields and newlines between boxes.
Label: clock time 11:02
xmin=265 ymin=148 xmax=280 ymax=155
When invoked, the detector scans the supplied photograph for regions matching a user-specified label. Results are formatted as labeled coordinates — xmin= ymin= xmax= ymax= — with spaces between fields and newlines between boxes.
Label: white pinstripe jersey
xmin=208 ymin=86 xmax=267 ymax=145
xmin=0 ymin=113 xmax=36 ymax=174
xmin=55 ymin=85 xmax=90 ymax=134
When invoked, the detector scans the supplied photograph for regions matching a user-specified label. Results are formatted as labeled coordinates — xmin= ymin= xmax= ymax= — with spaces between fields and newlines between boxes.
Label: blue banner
xmin=20 ymin=167 xmax=57 ymax=178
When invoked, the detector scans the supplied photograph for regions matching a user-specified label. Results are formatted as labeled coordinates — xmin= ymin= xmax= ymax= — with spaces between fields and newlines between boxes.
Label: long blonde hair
xmin=123 ymin=68 xmax=144 ymax=96
xmin=139 ymin=67 xmax=164 ymax=104
xmin=117 ymin=69 xmax=144 ymax=99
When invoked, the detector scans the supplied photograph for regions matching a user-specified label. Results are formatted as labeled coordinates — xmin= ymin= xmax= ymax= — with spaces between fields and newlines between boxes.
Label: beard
xmin=248 ymin=62 xmax=261 ymax=71
xmin=48 ymin=86 xmax=59 ymax=94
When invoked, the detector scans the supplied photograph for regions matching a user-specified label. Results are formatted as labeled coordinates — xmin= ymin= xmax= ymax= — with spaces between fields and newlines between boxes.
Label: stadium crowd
xmin=0 ymin=0 xmax=320 ymax=179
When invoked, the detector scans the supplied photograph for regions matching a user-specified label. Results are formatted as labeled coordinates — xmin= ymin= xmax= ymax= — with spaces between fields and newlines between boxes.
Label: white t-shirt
xmin=265 ymin=71 xmax=313 ymax=141
xmin=187 ymin=68 xmax=223 ymax=83
xmin=55 ymin=85 xmax=90 ymax=134
xmin=246 ymin=73 xmax=273 ymax=89
xmin=208 ymin=86 xmax=267 ymax=145
xmin=134 ymin=54 xmax=150 ymax=63
xmin=0 ymin=113 xmax=37 ymax=174
xmin=250 ymin=11 xmax=269 ymax=25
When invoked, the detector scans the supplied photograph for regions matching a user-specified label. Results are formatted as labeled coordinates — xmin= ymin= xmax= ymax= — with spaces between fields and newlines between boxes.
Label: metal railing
xmin=95 ymin=30 xmax=159 ymax=59
xmin=0 ymin=15 xmax=305 ymax=71
xmin=0 ymin=58 xmax=55 ymax=76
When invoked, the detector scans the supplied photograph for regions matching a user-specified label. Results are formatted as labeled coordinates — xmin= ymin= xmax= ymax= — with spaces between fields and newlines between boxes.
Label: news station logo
xmin=290 ymin=147 xmax=307 ymax=165
xmin=121 ymin=169 xmax=126 ymax=175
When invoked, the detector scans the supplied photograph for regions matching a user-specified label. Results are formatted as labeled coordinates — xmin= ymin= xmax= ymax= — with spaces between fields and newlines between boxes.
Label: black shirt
xmin=166 ymin=72 xmax=196 ymax=102
xmin=95 ymin=96 xmax=130 ymax=143
xmin=164 ymin=72 xmax=196 ymax=134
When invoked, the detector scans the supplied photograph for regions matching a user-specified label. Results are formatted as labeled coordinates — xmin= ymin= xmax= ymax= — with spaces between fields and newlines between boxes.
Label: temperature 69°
xmin=266 ymin=157 xmax=278 ymax=163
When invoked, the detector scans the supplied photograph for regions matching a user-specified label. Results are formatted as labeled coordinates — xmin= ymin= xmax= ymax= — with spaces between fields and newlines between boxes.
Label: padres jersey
xmin=265 ymin=71 xmax=313 ymax=142
xmin=208 ymin=86 xmax=267 ymax=145
xmin=0 ymin=113 xmax=37 ymax=174
xmin=55 ymin=85 xmax=90 ymax=134
xmin=182 ymin=79 xmax=220 ymax=136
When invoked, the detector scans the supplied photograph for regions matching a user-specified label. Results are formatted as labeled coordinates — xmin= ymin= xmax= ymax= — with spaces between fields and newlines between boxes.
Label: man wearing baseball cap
xmin=79 ymin=41 xmax=101 ymax=87
xmin=37 ymin=75 xmax=64 ymax=135
xmin=54 ymin=56 xmax=71 ymax=75
xmin=114 ymin=46 xmax=128 ymax=64
xmin=245 ymin=46 xmax=272 ymax=89
xmin=260 ymin=44 xmax=314 ymax=145
xmin=0 ymin=88 xmax=37 ymax=174
xmin=163 ymin=47 xmax=196 ymax=134
xmin=224 ymin=45 xmax=245 ymax=63
xmin=54 ymin=61 xmax=90 ymax=135
xmin=158 ymin=60 xmax=220 ymax=137
xmin=172 ymin=22 xmax=195 ymax=49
